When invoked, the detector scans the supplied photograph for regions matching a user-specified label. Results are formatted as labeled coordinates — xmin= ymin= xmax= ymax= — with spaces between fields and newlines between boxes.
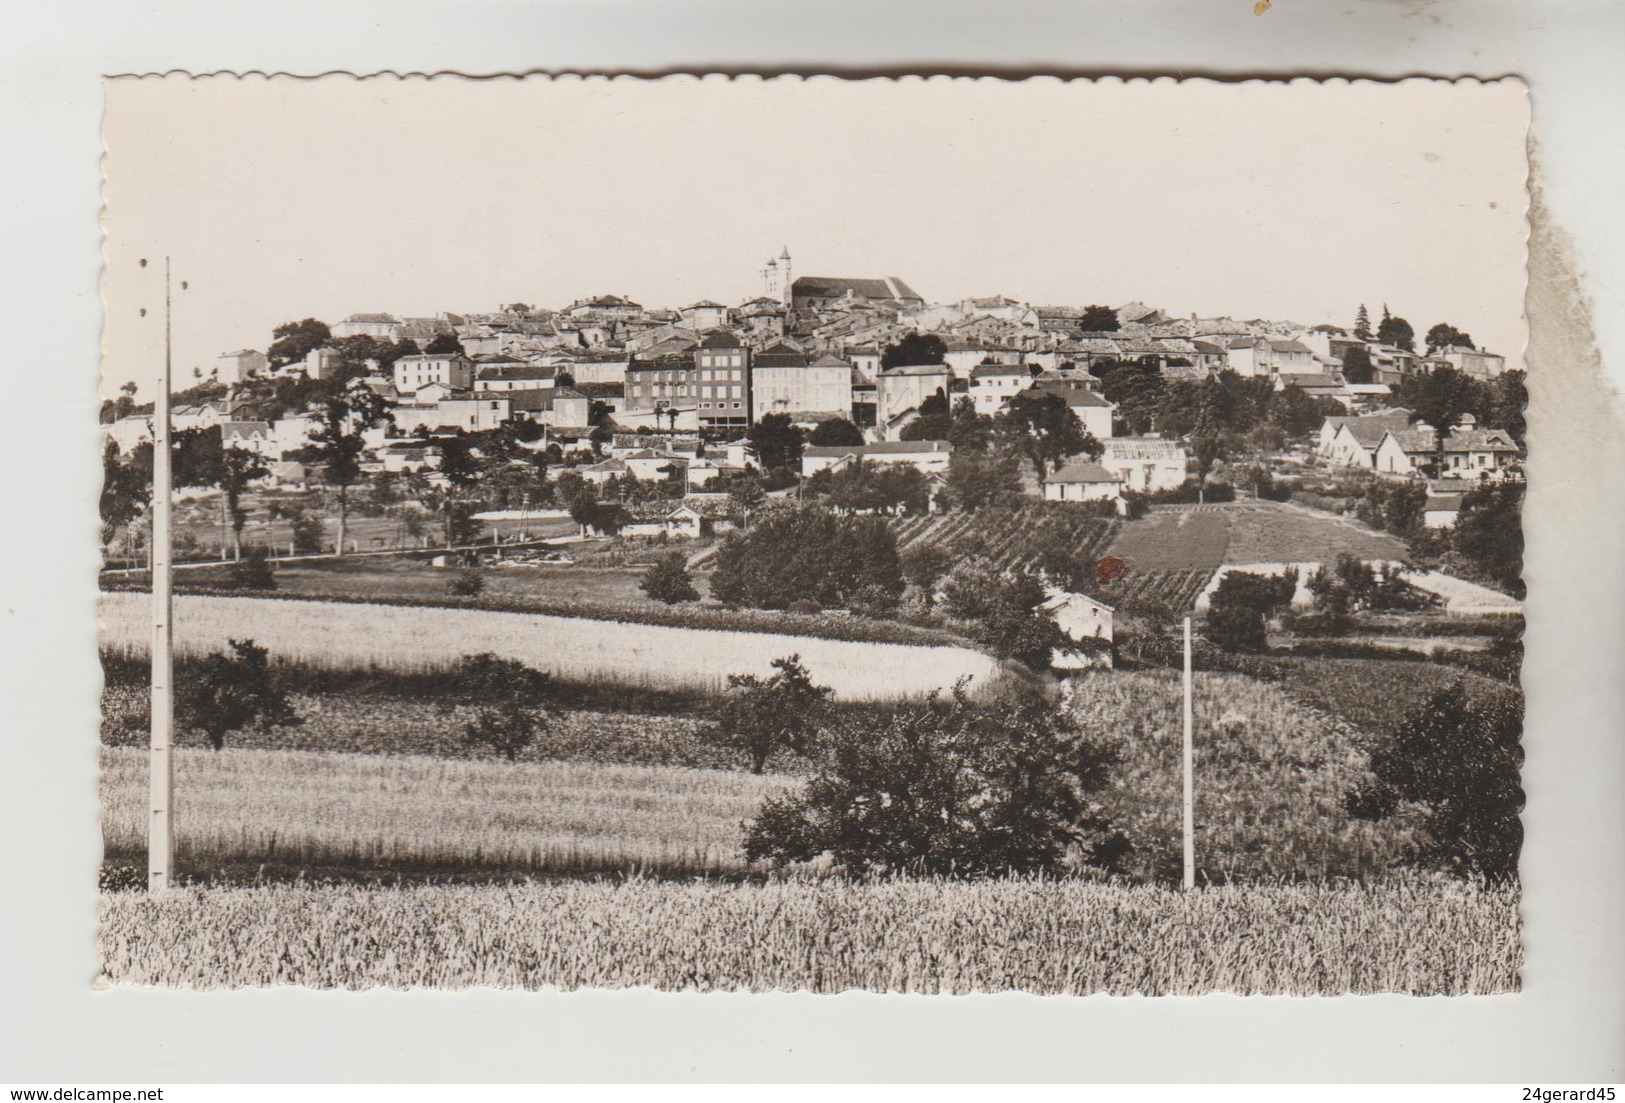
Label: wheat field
xmin=100 ymin=746 xmax=788 ymax=877
xmin=99 ymin=877 xmax=1520 ymax=994
xmin=98 ymin=592 xmax=996 ymax=700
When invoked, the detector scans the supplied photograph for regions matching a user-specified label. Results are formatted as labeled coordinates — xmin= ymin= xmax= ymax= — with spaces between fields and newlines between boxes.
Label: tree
xmin=1345 ymin=682 xmax=1523 ymax=881
xmin=710 ymin=505 xmax=904 ymax=612
xmin=422 ymin=332 xmax=463 ymax=355
xmin=1377 ymin=309 xmax=1415 ymax=352
xmin=1188 ymin=408 xmax=1228 ymax=504
xmin=1486 ymin=370 xmax=1527 ymax=444
xmin=743 ymin=683 xmax=1126 ymax=876
xmin=1092 ymin=359 xmax=1167 ymax=435
xmin=1425 ymin=323 xmax=1475 ymax=354
xmin=1353 ymin=304 xmax=1373 ymax=341
xmin=219 ymin=446 xmax=269 ymax=559
xmin=1339 ymin=343 xmax=1375 ymax=385
xmin=901 ymin=544 xmax=952 ymax=603
xmin=809 ymin=418 xmax=864 ymax=447
xmin=1205 ymin=570 xmax=1297 ymax=653
xmin=1080 ymin=304 xmax=1119 ymax=332
xmin=945 ymin=395 xmax=994 ymax=453
xmin=1398 ymin=365 xmax=1480 ymax=476
xmin=746 ymin=413 xmax=805 ymax=472
xmin=1270 ymin=383 xmax=1344 ymax=438
xmin=300 ymin=380 xmax=395 ymax=554
xmin=451 ymin=653 xmax=557 ymax=763
xmin=710 ymin=655 xmax=832 ymax=774
xmin=267 ymin=318 xmax=331 ymax=368
xmin=1453 ymin=483 xmax=1525 ymax=598
xmin=177 ymin=638 xmax=300 ymax=751
xmin=996 ymin=389 xmax=1094 ymax=482
xmin=880 ymin=332 xmax=948 ymax=370
xmin=945 ymin=448 xmax=1022 ymax=512
xmin=640 ymin=551 xmax=701 ymax=604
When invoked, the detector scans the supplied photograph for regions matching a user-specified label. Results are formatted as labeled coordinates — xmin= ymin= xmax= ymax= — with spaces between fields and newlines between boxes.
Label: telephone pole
xmin=1182 ymin=615 xmax=1195 ymax=890
xmin=148 ymin=257 xmax=175 ymax=893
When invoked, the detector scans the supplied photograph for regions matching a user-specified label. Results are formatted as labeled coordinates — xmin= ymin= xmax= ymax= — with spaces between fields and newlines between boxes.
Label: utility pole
xmin=1182 ymin=615 xmax=1195 ymax=891
xmin=148 ymin=257 xmax=175 ymax=893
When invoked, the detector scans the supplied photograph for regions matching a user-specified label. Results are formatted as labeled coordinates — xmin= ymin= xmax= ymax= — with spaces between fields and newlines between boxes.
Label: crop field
xmin=98 ymin=592 xmax=997 ymax=700
xmin=100 ymin=682 xmax=738 ymax=770
xmin=1097 ymin=567 xmax=1216 ymax=612
xmin=1106 ymin=501 xmax=1406 ymax=574
xmin=1070 ymin=671 xmax=1415 ymax=882
xmin=101 ymin=746 xmax=787 ymax=879
xmin=1261 ymin=656 xmax=1521 ymax=739
xmin=99 ymin=877 xmax=1520 ymax=993
xmin=890 ymin=506 xmax=1118 ymax=573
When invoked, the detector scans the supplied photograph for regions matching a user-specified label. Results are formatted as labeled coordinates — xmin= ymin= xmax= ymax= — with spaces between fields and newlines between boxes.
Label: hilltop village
xmin=103 ymin=249 xmax=1521 ymax=516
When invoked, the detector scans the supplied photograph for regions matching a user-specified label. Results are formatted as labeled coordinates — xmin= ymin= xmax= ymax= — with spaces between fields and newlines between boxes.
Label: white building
xmin=394 ymin=353 xmax=474 ymax=396
xmin=1030 ymin=382 xmax=1115 ymax=440
xmin=1040 ymin=589 xmax=1115 ymax=671
xmin=1100 ymin=437 xmax=1187 ymax=493
xmin=216 ymin=349 xmax=268 ymax=385
xmin=801 ymin=440 xmax=953 ymax=477
xmin=967 ymin=362 xmax=1032 ymax=416
xmin=1042 ymin=459 xmax=1123 ymax=504
xmin=752 ymin=352 xmax=854 ymax=418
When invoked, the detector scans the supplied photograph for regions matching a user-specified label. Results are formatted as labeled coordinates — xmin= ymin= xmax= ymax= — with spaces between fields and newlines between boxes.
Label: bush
xmin=639 ymin=552 xmax=700 ymax=605
xmin=786 ymin=598 xmax=823 ymax=616
xmin=744 ymin=683 xmax=1127 ymax=877
xmin=446 ymin=569 xmax=485 ymax=597
xmin=1149 ymin=479 xmax=1234 ymax=505
xmin=226 ymin=547 xmax=277 ymax=591
xmin=1345 ymin=681 xmax=1523 ymax=881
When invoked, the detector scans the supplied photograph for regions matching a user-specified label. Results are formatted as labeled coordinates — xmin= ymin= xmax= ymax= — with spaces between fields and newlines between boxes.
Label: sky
xmin=101 ymin=75 xmax=1531 ymax=398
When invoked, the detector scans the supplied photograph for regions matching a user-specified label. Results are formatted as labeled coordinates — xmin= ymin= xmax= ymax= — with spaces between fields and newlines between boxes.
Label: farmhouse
xmin=1029 ymin=381 xmax=1115 ymax=440
xmin=1040 ymin=589 xmax=1114 ymax=671
xmin=1373 ymin=422 xmax=1521 ymax=476
xmin=620 ymin=503 xmax=704 ymax=540
xmin=1043 ymin=459 xmax=1122 ymax=505
xmin=1317 ymin=408 xmax=1414 ymax=468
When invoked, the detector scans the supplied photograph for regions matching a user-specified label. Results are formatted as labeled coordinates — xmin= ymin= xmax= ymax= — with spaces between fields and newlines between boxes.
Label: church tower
xmin=778 ymin=245 xmax=793 ymax=307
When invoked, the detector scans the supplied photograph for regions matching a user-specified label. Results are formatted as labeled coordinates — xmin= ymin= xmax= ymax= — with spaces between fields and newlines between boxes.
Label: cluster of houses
xmin=104 ymin=249 xmax=1516 ymax=525
xmin=1315 ymin=407 xmax=1522 ymax=527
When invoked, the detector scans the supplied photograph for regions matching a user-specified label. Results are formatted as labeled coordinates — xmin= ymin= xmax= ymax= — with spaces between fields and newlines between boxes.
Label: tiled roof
xmin=477 ymin=366 xmax=556 ymax=381
xmin=698 ymin=329 xmax=744 ymax=349
xmin=1033 ymin=383 xmax=1114 ymax=408
xmin=792 ymin=275 xmax=924 ymax=303
xmin=803 ymin=440 xmax=952 ymax=458
xmin=1045 ymin=460 xmax=1121 ymax=484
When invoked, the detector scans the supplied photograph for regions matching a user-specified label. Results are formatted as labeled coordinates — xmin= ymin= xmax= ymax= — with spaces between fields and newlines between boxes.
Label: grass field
xmin=98 ymin=592 xmax=997 ymax=700
xmin=101 ymin=746 xmax=788 ymax=879
xmin=1071 ymin=671 xmax=1415 ymax=883
xmin=99 ymin=877 xmax=1520 ymax=993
